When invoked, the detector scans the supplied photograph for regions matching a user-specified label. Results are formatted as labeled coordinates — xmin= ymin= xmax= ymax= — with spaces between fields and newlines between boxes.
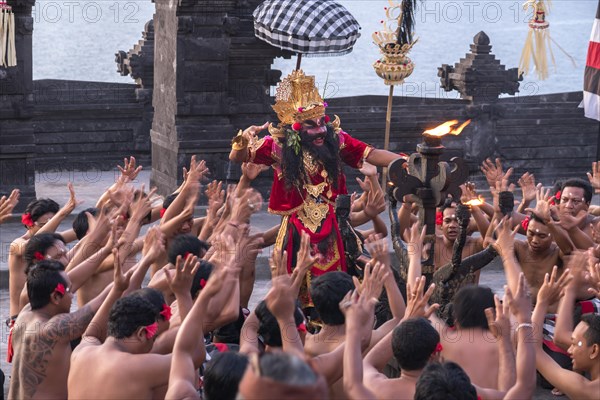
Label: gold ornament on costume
xmin=272 ymin=70 xmax=327 ymax=126
xmin=372 ymin=1 xmax=418 ymax=86
xmin=298 ymin=198 xmax=329 ymax=233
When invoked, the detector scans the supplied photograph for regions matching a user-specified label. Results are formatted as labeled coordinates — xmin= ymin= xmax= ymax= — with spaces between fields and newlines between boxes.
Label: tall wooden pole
xmin=381 ymin=85 xmax=394 ymax=188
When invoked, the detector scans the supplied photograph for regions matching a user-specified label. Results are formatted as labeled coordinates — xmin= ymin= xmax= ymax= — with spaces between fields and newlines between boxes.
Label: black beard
xmin=280 ymin=125 xmax=341 ymax=190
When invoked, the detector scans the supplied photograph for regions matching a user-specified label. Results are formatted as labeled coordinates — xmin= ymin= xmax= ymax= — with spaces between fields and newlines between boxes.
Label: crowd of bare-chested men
xmin=0 ymin=154 xmax=599 ymax=400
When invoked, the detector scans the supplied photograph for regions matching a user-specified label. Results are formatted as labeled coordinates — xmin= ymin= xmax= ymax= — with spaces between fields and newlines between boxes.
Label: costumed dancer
xmin=229 ymin=70 xmax=403 ymax=311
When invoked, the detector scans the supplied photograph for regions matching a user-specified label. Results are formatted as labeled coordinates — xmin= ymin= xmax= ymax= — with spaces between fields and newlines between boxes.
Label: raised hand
xmin=524 ymin=185 xmax=553 ymax=223
xmin=364 ymin=182 xmax=385 ymax=218
xmin=404 ymin=276 xmax=438 ymax=320
xmin=186 ymin=156 xmax=210 ymax=184
xmin=536 ymin=266 xmax=572 ymax=306
xmin=588 ymin=262 xmax=600 ymax=299
xmin=460 ymin=181 xmax=479 ymax=203
xmin=231 ymin=188 xmax=263 ymax=223
xmin=62 ymin=182 xmax=83 ymax=215
xmin=559 ymin=210 xmax=587 ymax=231
xmin=241 ymin=122 xmax=269 ymax=143
xmin=488 ymin=216 xmax=519 ymax=258
xmin=113 ymin=247 xmax=133 ymax=292
xmin=130 ymin=185 xmax=155 ymax=222
xmin=339 ymin=289 xmax=377 ymax=328
xmin=586 ymin=161 xmax=600 ymax=194
xmin=518 ymin=172 xmax=537 ymax=204
xmin=290 ymin=232 xmax=317 ymax=296
xmin=241 ymin=162 xmax=268 ymax=181
xmin=232 ymin=224 xmax=264 ymax=272
xmin=165 ymin=254 xmax=200 ymax=296
xmin=117 ymin=156 xmax=142 ymax=182
xmin=269 ymin=249 xmax=288 ymax=279
xmin=265 ymin=274 xmax=296 ymax=322
xmin=505 ymin=273 xmax=533 ymax=323
xmin=359 ymin=161 xmax=378 ymax=177
xmin=402 ymin=221 xmax=427 ymax=260
xmin=365 ymin=233 xmax=392 ymax=268
xmin=481 ymin=158 xmax=506 ymax=188
xmin=353 ymin=260 xmax=389 ymax=302
xmin=0 ymin=189 xmax=20 ymax=224
xmin=142 ymin=226 xmax=166 ymax=264
xmin=485 ymin=293 xmax=511 ymax=340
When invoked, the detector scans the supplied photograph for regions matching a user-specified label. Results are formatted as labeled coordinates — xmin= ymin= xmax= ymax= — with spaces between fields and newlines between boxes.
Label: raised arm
xmin=165 ymin=264 xmax=226 ymax=400
xmin=0 ymin=189 xmax=19 ymax=224
xmin=342 ymin=290 xmax=377 ymax=400
xmin=229 ymin=123 xmax=269 ymax=163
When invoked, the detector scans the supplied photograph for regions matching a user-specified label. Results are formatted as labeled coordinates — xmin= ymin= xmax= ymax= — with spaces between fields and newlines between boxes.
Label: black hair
xmin=453 ymin=285 xmax=494 ymax=330
xmin=24 ymin=233 xmax=65 ymax=270
xmin=280 ymin=124 xmax=341 ymax=190
xmin=213 ymin=308 xmax=245 ymax=344
xmin=528 ymin=212 xmax=547 ymax=226
xmin=190 ymin=260 xmax=214 ymax=299
xmin=162 ymin=193 xmax=178 ymax=210
xmin=129 ymin=287 xmax=166 ymax=320
xmin=581 ymin=313 xmax=600 ymax=347
xmin=72 ymin=207 xmax=98 ymax=240
xmin=561 ymin=178 xmax=593 ymax=204
xmin=203 ymin=352 xmax=249 ymax=400
xmin=309 ymin=271 xmax=354 ymax=325
xmin=23 ymin=198 xmax=59 ymax=228
xmin=107 ymin=295 xmax=157 ymax=339
xmin=414 ymin=362 xmax=477 ymax=400
xmin=440 ymin=197 xmax=456 ymax=213
xmin=167 ymin=234 xmax=210 ymax=265
xmin=392 ymin=317 xmax=440 ymax=371
xmin=255 ymin=300 xmax=305 ymax=347
xmin=26 ymin=260 xmax=67 ymax=310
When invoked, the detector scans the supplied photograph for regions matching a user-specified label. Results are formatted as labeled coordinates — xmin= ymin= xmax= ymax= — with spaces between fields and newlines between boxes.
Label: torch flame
xmin=424 ymin=119 xmax=471 ymax=137
xmin=464 ymin=196 xmax=485 ymax=206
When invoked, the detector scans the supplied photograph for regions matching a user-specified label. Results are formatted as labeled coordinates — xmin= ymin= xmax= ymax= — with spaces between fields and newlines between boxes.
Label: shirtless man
xmin=533 ymin=269 xmax=600 ymax=399
xmin=8 ymin=259 xmax=110 ymax=399
xmin=434 ymin=202 xmax=485 ymax=276
xmin=430 ymin=285 xmax=500 ymax=389
xmin=8 ymin=185 xmax=78 ymax=321
xmin=69 ymin=259 xmax=214 ymax=399
xmin=304 ymin=238 xmax=405 ymax=358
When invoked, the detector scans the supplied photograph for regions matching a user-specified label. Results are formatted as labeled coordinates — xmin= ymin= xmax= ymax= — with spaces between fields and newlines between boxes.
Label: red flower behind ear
xmin=555 ymin=190 xmax=562 ymax=201
xmin=145 ymin=322 xmax=159 ymax=340
xmin=21 ymin=213 xmax=34 ymax=227
xmin=200 ymin=278 xmax=207 ymax=289
xmin=434 ymin=342 xmax=443 ymax=354
xmin=55 ymin=283 xmax=66 ymax=296
xmin=436 ymin=211 xmax=443 ymax=226
xmin=34 ymin=251 xmax=45 ymax=261
xmin=324 ymin=115 xmax=331 ymax=123
xmin=521 ymin=215 xmax=531 ymax=231
xmin=160 ymin=304 xmax=172 ymax=322
xmin=160 ymin=208 xmax=166 ymax=218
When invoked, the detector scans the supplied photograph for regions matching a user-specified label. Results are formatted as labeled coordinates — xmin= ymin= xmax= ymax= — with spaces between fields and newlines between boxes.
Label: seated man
xmin=430 ymin=286 xmax=500 ymax=389
xmin=414 ymin=361 xmax=478 ymax=400
xmin=533 ymin=271 xmax=600 ymax=399
xmin=8 ymin=260 xmax=110 ymax=399
xmin=363 ymin=317 xmax=441 ymax=400
xmin=68 ymin=294 xmax=205 ymax=399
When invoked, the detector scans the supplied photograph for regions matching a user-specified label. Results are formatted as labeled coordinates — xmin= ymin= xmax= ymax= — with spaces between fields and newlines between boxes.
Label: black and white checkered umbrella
xmin=253 ymin=0 xmax=361 ymax=57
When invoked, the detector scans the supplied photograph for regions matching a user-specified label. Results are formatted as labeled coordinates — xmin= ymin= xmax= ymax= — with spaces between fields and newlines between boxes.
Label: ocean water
xmin=32 ymin=0 xmax=597 ymax=98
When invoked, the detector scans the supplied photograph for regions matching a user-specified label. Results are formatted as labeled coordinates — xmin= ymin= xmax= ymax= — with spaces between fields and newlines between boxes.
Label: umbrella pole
xmin=381 ymin=85 xmax=394 ymax=188
xmin=296 ymin=54 xmax=302 ymax=70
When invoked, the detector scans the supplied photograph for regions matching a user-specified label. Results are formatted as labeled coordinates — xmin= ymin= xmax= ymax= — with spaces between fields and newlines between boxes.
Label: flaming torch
xmin=387 ymin=119 xmax=471 ymax=285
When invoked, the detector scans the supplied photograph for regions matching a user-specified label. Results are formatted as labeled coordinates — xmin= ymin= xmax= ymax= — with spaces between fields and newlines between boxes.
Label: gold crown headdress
xmin=272 ymin=70 xmax=327 ymax=126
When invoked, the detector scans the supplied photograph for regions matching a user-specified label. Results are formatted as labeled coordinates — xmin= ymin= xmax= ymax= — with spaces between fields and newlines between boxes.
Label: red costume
xmin=249 ymin=130 xmax=373 ymax=307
